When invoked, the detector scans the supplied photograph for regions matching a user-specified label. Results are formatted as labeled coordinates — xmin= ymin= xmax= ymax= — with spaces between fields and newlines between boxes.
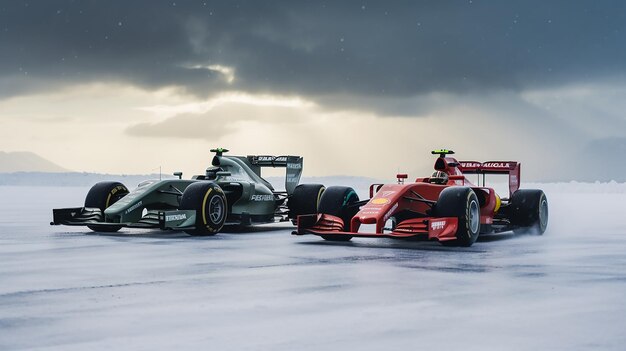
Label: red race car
xmin=294 ymin=149 xmax=548 ymax=246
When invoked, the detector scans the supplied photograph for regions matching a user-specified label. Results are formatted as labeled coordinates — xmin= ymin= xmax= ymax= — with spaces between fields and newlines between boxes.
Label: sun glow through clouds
xmin=138 ymin=92 xmax=316 ymax=118
xmin=184 ymin=64 xmax=236 ymax=83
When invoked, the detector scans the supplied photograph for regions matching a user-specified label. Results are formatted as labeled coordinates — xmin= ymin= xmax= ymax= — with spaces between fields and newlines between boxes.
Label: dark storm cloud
xmin=1 ymin=1 xmax=626 ymax=103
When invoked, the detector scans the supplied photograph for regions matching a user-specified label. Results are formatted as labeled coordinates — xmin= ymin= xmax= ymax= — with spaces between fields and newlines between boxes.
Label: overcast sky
xmin=1 ymin=1 xmax=626 ymax=181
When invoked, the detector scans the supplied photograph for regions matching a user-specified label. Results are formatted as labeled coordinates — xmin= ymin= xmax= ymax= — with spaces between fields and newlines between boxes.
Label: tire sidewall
xmin=435 ymin=186 xmax=480 ymax=246
xmin=202 ymin=190 xmax=226 ymax=232
xmin=85 ymin=181 xmax=129 ymax=212
xmin=510 ymin=189 xmax=548 ymax=235
xmin=318 ymin=186 xmax=359 ymax=231
xmin=536 ymin=192 xmax=548 ymax=234
xmin=288 ymin=184 xmax=325 ymax=219
xmin=84 ymin=181 xmax=129 ymax=233
xmin=180 ymin=182 xmax=227 ymax=236
xmin=462 ymin=191 xmax=480 ymax=246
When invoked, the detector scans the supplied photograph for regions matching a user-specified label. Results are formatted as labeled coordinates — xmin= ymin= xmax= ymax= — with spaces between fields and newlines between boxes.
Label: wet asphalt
xmin=1 ymin=186 xmax=625 ymax=350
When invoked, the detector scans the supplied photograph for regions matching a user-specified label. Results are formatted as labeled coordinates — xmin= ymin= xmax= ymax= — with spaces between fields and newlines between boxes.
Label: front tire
xmin=510 ymin=189 xmax=548 ymax=235
xmin=179 ymin=182 xmax=227 ymax=236
xmin=84 ymin=181 xmax=129 ymax=232
xmin=317 ymin=186 xmax=360 ymax=241
xmin=434 ymin=187 xmax=480 ymax=247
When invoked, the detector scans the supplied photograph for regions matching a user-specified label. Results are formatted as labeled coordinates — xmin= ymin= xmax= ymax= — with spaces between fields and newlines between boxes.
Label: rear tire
xmin=317 ymin=186 xmax=360 ymax=241
xmin=288 ymin=184 xmax=325 ymax=222
xmin=180 ymin=182 xmax=227 ymax=236
xmin=434 ymin=187 xmax=480 ymax=247
xmin=84 ymin=181 xmax=129 ymax=232
xmin=510 ymin=189 xmax=548 ymax=235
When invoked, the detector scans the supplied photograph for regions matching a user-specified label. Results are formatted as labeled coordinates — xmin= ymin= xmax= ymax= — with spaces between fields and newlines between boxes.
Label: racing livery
xmin=294 ymin=149 xmax=548 ymax=246
xmin=51 ymin=148 xmax=325 ymax=236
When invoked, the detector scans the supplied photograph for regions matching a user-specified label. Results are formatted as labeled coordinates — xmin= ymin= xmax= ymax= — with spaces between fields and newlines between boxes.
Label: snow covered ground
xmin=1 ymin=183 xmax=625 ymax=350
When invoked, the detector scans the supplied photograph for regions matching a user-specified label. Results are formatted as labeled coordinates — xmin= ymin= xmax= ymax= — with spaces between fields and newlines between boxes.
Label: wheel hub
xmin=469 ymin=199 xmax=479 ymax=234
xmin=209 ymin=196 xmax=225 ymax=224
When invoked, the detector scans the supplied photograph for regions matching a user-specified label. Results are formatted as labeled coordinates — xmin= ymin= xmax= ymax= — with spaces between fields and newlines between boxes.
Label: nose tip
xmin=359 ymin=216 xmax=376 ymax=224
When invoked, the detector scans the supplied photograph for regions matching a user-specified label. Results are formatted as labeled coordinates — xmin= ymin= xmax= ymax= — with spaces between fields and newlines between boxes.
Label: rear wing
xmin=246 ymin=155 xmax=303 ymax=195
xmin=458 ymin=161 xmax=521 ymax=197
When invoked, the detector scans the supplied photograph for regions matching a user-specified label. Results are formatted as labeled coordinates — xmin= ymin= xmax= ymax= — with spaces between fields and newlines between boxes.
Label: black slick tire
xmin=317 ymin=186 xmax=359 ymax=241
xmin=287 ymin=184 xmax=325 ymax=222
xmin=434 ymin=187 xmax=480 ymax=247
xmin=180 ymin=182 xmax=227 ymax=236
xmin=84 ymin=181 xmax=129 ymax=232
xmin=510 ymin=189 xmax=548 ymax=235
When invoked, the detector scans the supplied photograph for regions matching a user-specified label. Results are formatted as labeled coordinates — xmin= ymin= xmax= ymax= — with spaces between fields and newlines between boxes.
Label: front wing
xmin=294 ymin=214 xmax=459 ymax=241
xmin=51 ymin=207 xmax=199 ymax=231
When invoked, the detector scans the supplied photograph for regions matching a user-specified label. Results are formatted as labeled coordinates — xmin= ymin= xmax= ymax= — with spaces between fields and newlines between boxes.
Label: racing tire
xmin=317 ymin=186 xmax=360 ymax=241
xmin=287 ymin=183 xmax=325 ymax=222
xmin=434 ymin=187 xmax=480 ymax=247
xmin=84 ymin=181 xmax=129 ymax=232
xmin=509 ymin=189 xmax=548 ymax=235
xmin=179 ymin=182 xmax=227 ymax=236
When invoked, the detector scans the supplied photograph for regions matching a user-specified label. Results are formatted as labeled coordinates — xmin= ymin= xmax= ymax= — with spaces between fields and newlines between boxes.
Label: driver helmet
xmin=430 ymin=171 xmax=449 ymax=185
xmin=205 ymin=166 xmax=222 ymax=180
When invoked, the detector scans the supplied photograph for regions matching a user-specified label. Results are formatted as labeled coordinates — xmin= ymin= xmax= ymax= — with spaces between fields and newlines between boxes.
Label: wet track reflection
xmin=1 ymin=186 xmax=626 ymax=350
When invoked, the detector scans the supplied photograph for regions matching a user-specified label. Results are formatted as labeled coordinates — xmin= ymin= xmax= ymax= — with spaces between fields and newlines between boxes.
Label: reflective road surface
xmin=1 ymin=186 xmax=625 ymax=350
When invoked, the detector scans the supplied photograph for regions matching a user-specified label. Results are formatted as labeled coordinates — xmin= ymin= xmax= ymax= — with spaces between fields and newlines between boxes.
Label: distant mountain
xmin=0 ymin=172 xmax=172 ymax=187
xmin=0 ymin=151 xmax=67 ymax=173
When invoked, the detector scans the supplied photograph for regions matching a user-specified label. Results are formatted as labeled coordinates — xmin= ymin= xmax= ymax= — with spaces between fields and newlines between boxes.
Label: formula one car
xmin=294 ymin=149 xmax=548 ymax=246
xmin=51 ymin=148 xmax=325 ymax=235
